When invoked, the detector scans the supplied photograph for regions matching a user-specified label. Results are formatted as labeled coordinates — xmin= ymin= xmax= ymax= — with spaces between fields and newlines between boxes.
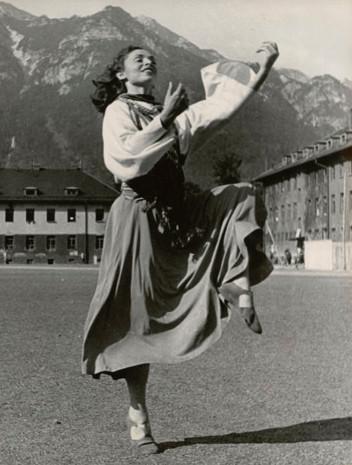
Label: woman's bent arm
xmin=103 ymin=101 xmax=176 ymax=181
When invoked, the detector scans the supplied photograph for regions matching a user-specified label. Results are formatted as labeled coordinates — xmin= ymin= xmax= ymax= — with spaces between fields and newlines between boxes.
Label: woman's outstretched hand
xmin=256 ymin=41 xmax=279 ymax=72
xmin=160 ymin=82 xmax=189 ymax=128
xmin=250 ymin=41 xmax=279 ymax=91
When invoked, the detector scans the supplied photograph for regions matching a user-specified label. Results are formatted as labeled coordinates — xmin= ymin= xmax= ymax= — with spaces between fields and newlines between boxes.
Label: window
xmin=315 ymin=197 xmax=320 ymax=217
xmin=26 ymin=208 xmax=35 ymax=223
xmin=5 ymin=208 xmax=14 ymax=222
xmin=95 ymin=235 xmax=104 ymax=249
xmin=67 ymin=235 xmax=76 ymax=250
xmin=315 ymin=171 xmax=319 ymax=184
xmin=46 ymin=236 xmax=56 ymax=251
xmin=67 ymin=208 xmax=76 ymax=222
xmin=323 ymin=196 xmax=327 ymax=216
xmin=25 ymin=235 xmax=35 ymax=250
xmin=5 ymin=236 xmax=14 ymax=250
xmin=339 ymin=162 xmax=344 ymax=178
xmin=95 ymin=208 xmax=104 ymax=222
xmin=47 ymin=208 xmax=56 ymax=222
xmin=64 ymin=187 xmax=80 ymax=196
xmin=281 ymin=205 xmax=285 ymax=223
xmin=287 ymin=203 xmax=291 ymax=220
xmin=293 ymin=177 xmax=297 ymax=190
xmin=348 ymin=160 xmax=352 ymax=176
xmin=274 ymin=207 xmax=279 ymax=223
xmin=340 ymin=192 xmax=344 ymax=214
xmin=24 ymin=187 xmax=38 ymax=196
xmin=293 ymin=202 xmax=297 ymax=220
xmin=331 ymin=195 xmax=336 ymax=214
xmin=331 ymin=166 xmax=335 ymax=180
xmin=350 ymin=190 xmax=352 ymax=212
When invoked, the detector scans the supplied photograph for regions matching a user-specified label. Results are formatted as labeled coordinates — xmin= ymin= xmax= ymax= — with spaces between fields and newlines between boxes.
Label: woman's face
xmin=117 ymin=49 xmax=157 ymax=88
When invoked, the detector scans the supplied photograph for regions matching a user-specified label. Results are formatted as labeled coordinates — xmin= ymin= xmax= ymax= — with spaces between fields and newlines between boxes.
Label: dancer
xmin=83 ymin=41 xmax=278 ymax=455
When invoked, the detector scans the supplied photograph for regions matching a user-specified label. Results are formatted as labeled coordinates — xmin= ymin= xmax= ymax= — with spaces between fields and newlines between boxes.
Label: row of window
xmin=3 ymin=235 xmax=104 ymax=251
xmin=272 ymin=231 xmax=299 ymax=241
xmin=269 ymin=190 xmax=352 ymax=223
xmin=22 ymin=186 xmax=80 ymax=197
xmin=273 ymin=226 xmax=352 ymax=242
xmin=270 ymin=204 xmax=300 ymax=223
xmin=267 ymin=161 xmax=352 ymax=195
xmin=4 ymin=208 xmax=105 ymax=223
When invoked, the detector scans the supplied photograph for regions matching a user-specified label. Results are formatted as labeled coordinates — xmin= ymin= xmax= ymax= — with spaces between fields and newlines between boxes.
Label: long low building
xmin=254 ymin=128 xmax=352 ymax=270
xmin=0 ymin=168 xmax=118 ymax=265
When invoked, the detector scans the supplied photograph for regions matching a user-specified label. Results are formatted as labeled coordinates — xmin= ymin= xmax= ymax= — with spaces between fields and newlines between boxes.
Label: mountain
xmin=343 ymin=78 xmax=352 ymax=91
xmin=277 ymin=69 xmax=352 ymax=133
xmin=135 ymin=15 xmax=224 ymax=62
xmin=0 ymin=1 xmax=35 ymax=20
xmin=0 ymin=2 xmax=346 ymax=188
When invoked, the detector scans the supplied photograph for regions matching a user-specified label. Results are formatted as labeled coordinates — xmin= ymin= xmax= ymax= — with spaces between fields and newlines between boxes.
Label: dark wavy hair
xmin=91 ymin=45 xmax=143 ymax=113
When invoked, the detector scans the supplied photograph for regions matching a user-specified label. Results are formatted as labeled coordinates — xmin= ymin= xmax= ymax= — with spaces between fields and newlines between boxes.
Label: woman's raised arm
xmin=175 ymin=42 xmax=279 ymax=155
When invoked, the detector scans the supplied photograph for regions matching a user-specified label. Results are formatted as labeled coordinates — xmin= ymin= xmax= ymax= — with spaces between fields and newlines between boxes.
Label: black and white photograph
xmin=0 ymin=0 xmax=351 ymax=464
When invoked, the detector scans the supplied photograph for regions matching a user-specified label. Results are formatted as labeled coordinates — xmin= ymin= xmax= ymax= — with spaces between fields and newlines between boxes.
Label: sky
xmin=5 ymin=0 xmax=352 ymax=81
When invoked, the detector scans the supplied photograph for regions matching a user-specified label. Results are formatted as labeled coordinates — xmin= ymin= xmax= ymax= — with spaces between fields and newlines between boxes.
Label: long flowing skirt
xmin=82 ymin=183 xmax=272 ymax=377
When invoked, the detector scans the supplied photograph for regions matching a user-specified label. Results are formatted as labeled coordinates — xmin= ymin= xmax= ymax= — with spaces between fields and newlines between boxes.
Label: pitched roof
xmin=0 ymin=168 xmax=118 ymax=201
xmin=254 ymin=129 xmax=352 ymax=182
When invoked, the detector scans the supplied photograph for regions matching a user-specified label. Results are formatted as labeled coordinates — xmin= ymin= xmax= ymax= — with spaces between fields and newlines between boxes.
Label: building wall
xmin=264 ymin=153 xmax=352 ymax=261
xmin=0 ymin=203 xmax=108 ymax=235
xmin=305 ymin=240 xmax=352 ymax=271
xmin=0 ymin=202 xmax=110 ymax=264
xmin=0 ymin=233 xmax=106 ymax=265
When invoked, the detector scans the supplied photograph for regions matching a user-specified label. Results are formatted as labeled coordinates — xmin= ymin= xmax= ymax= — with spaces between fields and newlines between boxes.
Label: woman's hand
xmin=249 ymin=41 xmax=279 ymax=91
xmin=255 ymin=41 xmax=279 ymax=72
xmin=160 ymin=82 xmax=189 ymax=128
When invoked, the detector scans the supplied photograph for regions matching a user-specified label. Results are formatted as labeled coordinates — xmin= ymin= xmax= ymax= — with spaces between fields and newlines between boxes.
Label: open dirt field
xmin=1 ymin=267 xmax=352 ymax=465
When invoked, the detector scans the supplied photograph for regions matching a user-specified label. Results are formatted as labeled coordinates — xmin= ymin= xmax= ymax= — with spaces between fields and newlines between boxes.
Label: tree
xmin=212 ymin=151 xmax=242 ymax=185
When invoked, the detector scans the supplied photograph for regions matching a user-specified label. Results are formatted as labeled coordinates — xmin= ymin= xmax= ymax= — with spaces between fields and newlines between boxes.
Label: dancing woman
xmin=82 ymin=41 xmax=278 ymax=455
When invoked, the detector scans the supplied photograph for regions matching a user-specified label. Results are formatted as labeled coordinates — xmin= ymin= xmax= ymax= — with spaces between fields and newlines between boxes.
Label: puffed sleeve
xmin=175 ymin=60 xmax=257 ymax=155
xmin=103 ymin=100 xmax=176 ymax=181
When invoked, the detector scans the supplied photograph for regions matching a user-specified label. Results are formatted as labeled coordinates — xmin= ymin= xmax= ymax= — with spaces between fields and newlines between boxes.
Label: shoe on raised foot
xmin=220 ymin=284 xmax=263 ymax=335
xmin=237 ymin=291 xmax=262 ymax=334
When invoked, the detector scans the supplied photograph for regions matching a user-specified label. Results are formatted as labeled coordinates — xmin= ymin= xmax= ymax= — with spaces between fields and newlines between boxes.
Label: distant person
xmin=82 ymin=41 xmax=278 ymax=455
xmin=284 ymin=248 xmax=292 ymax=265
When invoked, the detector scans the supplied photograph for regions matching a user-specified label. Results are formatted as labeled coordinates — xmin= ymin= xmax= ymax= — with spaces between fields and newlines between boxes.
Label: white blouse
xmin=102 ymin=60 xmax=256 ymax=182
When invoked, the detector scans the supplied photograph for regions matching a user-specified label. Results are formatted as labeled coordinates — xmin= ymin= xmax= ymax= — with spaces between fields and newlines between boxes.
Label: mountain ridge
xmin=0 ymin=2 xmax=349 ymax=187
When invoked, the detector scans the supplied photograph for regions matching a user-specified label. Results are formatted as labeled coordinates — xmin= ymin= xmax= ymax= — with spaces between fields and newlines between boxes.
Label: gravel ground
xmin=0 ymin=268 xmax=352 ymax=465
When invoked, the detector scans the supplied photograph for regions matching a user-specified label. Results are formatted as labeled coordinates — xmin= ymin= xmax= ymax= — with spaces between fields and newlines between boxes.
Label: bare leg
xmin=125 ymin=364 xmax=149 ymax=411
xmin=124 ymin=364 xmax=160 ymax=454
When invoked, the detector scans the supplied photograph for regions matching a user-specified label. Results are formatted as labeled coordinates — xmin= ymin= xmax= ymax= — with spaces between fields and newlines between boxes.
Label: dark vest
xmin=118 ymin=95 xmax=203 ymax=250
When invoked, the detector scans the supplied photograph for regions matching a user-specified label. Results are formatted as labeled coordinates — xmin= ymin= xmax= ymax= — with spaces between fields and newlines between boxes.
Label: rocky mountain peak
xmin=135 ymin=14 xmax=223 ymax=62
xmin=278 ymin=68 xmax=310 ymax=84
xmin=0 ymin=1 xmax=35 ymax=20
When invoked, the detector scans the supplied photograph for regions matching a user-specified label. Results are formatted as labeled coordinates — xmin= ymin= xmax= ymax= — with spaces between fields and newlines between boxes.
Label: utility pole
xmin=342 ymin=169 xmax=347 ymax=271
